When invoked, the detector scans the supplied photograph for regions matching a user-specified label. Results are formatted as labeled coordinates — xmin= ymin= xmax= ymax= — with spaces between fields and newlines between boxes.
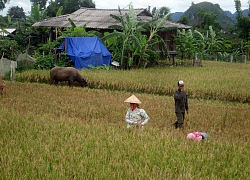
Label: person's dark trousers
xmin=175 ymin=112 xmax=185 ymax=128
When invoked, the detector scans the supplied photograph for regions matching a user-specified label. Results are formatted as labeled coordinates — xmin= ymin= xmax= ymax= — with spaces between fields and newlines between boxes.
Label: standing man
xmin=174 ymin=80 xmax=189 ymax=129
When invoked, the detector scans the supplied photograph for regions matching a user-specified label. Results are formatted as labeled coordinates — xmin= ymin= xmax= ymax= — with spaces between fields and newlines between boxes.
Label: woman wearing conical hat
xmin=124 ymin=95 xmax=150 ymax=129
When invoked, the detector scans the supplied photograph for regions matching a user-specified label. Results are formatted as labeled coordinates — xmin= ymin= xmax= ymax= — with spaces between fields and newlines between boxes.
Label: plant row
xmin=15 ymin=61 xmax=250 ymax=103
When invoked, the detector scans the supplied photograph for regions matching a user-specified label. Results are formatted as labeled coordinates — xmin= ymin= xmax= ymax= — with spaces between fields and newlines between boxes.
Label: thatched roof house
xmin=33 ymin=8 xmax=191 ymax=30
xmin=33 ymin=8 xmax=191 ymax=60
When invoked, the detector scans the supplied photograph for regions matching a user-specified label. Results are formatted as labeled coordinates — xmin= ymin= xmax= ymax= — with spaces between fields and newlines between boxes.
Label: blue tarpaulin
xmin=58 ymin=37 xmax=112 ymax=69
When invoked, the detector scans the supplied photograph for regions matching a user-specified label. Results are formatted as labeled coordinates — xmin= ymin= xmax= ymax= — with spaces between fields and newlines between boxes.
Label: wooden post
xmin=230 ymin=55 xmax=233 ymax=63
xmin=169 ymin=51 xmax=177 ymax=66
xmin=172 ymin=55 xmax=175 ymax=66
xmin=194 ymin=53 xmax=198 ymax=66
xmin=243 ymin=55 xmax=246 ymax=64
xmin=10 ymin=61 xmax=17 ymax=81
xmin=0 ymin=53 xmax=4 ymax=76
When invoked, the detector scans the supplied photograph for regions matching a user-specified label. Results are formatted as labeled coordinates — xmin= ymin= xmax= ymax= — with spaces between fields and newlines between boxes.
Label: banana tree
xmin=102 ymin=3 xmax=144 ymax=69
xmin=175 ymin=29 xmax=197 ymax=60
xmin=204 ymin=26 xmax=226 ymax=60
xmin=25 ymin=4 xmax=50 ymax=50
xmin=136 ymin=12 xmax=169 ymax=68
xmin=243 ymin=41 xmax=250 ymax=60
xmin=102 ymin=3 xmax=169 ymax=69
xmin=55 ymin=6 xmax=63 ymax=39
xmin=59 ymin=20 xmax=101 ymax=38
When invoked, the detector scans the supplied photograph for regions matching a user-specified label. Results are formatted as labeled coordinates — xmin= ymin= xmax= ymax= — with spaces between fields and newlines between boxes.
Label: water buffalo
xmin=0 ymin=75 xmax=6 ymax=95
xmin=50 ymin=67 xmax=87 ymax=87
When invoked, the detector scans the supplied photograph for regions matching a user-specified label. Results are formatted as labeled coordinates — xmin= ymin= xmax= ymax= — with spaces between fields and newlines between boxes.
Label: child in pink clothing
xmin=187 ymin=132 xmax=210 ymax=141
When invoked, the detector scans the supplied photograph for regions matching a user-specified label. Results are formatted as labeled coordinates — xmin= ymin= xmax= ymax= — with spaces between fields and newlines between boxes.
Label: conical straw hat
xmin=124 ymin=95 xmax=141 ymax=104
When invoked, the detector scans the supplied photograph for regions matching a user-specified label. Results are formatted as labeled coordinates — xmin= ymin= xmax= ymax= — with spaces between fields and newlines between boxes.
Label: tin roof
xmin=0 ymin=28 xmax=16 ymax=36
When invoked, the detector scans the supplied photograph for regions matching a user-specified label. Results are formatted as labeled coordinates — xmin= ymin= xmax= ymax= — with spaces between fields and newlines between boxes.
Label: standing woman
xmin=124 ymin=95 xmax=150 ymax=129
xmin=174 ymin=80 xmax=189 ymax=129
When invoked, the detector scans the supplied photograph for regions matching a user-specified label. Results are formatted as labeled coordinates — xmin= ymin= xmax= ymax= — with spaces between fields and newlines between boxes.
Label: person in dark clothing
xmin=174 ymin=80 xmax=189 ymax=129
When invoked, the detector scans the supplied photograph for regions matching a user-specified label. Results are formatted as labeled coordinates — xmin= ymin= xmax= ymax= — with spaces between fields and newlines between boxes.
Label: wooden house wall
xmin=158 ymin=29 xmax=177 ymax=51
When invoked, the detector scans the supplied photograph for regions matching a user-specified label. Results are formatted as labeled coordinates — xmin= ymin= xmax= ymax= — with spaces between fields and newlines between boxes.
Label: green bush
xmin=33 ymin=54 xmax=55 ymax=70
xmin=56 ymin=52 xmax=73 ymax=67
xmin=16 ymin=60 xmax=34 ymax=72
xmin=0 ymin=38 xmax=19 ymax=60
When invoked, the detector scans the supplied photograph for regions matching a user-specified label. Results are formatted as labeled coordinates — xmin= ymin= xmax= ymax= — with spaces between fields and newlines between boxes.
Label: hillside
xmin=225 ymin=9 xmax=250 ymax=23
xmin=170 ymin=2 xmax=250 ymax=29
xmin=182 ymin=2 xmax=235 ymax=29
xmin=171 ymin=12 xmax=184 ymax=22
xmin=172 ymin=9 xmax=249 ymax=24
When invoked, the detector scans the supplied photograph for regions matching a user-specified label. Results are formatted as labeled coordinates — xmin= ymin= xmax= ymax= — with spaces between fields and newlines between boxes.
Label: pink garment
xmin=187 ymin=132 xmax=202 ymax=141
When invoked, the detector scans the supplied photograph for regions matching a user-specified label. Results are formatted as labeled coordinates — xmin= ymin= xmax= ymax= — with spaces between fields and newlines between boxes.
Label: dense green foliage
xmin=7 ymin=6 xmax=26 ymax=19
xmin=32 ymin=21 xmax=101 ymax=70
xmin=30 ymin=0 xmax=47 ymax=10
xmin=0 ymin=0 xmax=8 ymax=10
xmin=194 ymin=8 xmax=220 ymax=31
xmin=235 ymin=0 xmax=250 ymax=40
xmin=147 ymin=6 xmax=172 ymax=20
xmin=102 ymin=4 xmax=168 ymax=69
xmin=0 ymin=1 xmax=249 ymax=71
xmin=175 ymin=26 xmax=227 ymax=60
xmin=46 ymin=0 xmax=95 ymax=17
xmin=0 ymin=38 xmax=19 ymax=60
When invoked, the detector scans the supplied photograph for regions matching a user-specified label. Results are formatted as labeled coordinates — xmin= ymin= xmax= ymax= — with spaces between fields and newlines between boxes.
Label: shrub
xmin=33 ymin=54 xmax=55 ymax=70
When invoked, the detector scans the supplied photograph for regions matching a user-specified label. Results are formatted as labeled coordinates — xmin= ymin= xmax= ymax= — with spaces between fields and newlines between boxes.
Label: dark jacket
xmin=174 ymin=89 xmax=188 ymax=113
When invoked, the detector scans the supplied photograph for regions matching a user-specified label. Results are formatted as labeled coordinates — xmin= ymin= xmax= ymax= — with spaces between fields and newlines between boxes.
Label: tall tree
xmin=194 ymin=8 xmax=220 ymax=31
xmin=158 ymin=6 xmax=171 ymax=18
xmin=249 ymin=0 xmax=250 ymax=17
xmin=7 ymin=6 xmax=26 ymax=19
xmin=46 ymin=0 xmax=95 ymax=17
xmin=30 ymin=0 xmax=47 ymax=10
xmin=234 ymin=0 xmax=250 ymax=40
xmin=178 ymin=16 xmax=189 ymax=25
xmin=46 ymin=0 xmax=58 ymax=17
xmin=0 ymin=0 xmax=9 ymax=10
xmin=25 ymin=4 xmax=50 ymax=49
xmin=235 ymin=0 xmax=242 ymax=17
xmin=0 ymin=16 xmax=8 ymax=28
xmin=148 ymin=6 xmax=171 ymax=20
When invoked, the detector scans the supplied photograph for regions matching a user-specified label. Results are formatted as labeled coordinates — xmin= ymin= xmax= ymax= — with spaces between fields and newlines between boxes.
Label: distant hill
xmin=182 ymin=2 xmax=235 ymax=28
xmin=170 ymin=2 xmax=249 ymax=29
xmin=225 ymin=9 xmax=250 ymax=22
xmin=171 ymin=12 xmax=184 ymax=22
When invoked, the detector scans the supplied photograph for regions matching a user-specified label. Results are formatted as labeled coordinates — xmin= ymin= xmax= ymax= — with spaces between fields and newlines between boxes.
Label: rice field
xmin=1 ymin=61 xmax=250 ymax=179
xmin=16 ymin=61 xmax=250 ymax=103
